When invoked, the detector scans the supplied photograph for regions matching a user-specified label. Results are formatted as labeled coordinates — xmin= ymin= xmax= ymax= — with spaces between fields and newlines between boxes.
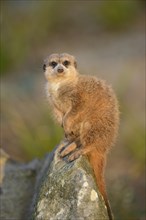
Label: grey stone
xmin=0 ymin=146 xmax=109 ymax=220
xmin=0 ymin=156 xmax=41 ymax=220
xmin=30 ymin=147 xmax=109 ymax=220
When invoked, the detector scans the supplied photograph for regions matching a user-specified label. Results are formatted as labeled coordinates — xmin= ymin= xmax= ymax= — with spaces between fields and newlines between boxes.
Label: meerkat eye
xmin=50 ymin=61 xmax=57 ymax=68
xmin=63 ymin=60 xmax=70 ymax=67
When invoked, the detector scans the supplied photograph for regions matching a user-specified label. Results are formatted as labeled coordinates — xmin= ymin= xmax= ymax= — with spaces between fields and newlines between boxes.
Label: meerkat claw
xmin=60 ymin=142 xmax=77 ymax=158
xmin=67 ymin=150 xmax=81 ymax=162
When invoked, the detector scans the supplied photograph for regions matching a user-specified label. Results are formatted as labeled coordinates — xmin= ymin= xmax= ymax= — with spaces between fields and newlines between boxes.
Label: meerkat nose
xmin=57 ymin=67 xmax=64 ymax=73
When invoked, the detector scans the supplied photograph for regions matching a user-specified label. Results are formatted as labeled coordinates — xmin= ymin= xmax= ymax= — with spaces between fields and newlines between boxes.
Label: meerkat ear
xmin=74 ymin=60 xmax=77 ymax=69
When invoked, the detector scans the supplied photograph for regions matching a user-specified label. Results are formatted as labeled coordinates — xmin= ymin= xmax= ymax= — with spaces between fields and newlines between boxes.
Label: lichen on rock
xmin=30 ymin=145 xmax=109 ymax=220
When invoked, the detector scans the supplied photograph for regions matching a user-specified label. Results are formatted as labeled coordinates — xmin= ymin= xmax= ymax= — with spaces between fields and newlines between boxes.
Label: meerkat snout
xmin=57 ymin=65 xmax=64 ymax=73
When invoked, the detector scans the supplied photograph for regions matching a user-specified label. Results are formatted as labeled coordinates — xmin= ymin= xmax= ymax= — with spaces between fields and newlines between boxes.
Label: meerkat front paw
xmin=67 ymin=149 xmax=82 ymax=162
xmin=57 ymin=140 xmax=68 ymax=152
xmin=60 ymin=142 xmax=77 ymax=158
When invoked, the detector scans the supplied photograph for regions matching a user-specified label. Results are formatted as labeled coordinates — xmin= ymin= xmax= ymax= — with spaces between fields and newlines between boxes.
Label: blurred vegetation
xmin=116 ymin=70 xmax=145 ymax=171
xmin=0 ymin=0 xmax=142 ymax=74
xmin=110 ymin=175 xmax=146 ymax=220
xmin=125 ymin=117 xmax=145 ymax=167
xmin=1 ymin=82 xmax=63 ymax=161
xmin=1 ymin=101 xmax=63 ymax=161
xmin=93 ymin=0 xmax=140 ymax=30
xmin=1 ymin=1 xmax=61 ymax=73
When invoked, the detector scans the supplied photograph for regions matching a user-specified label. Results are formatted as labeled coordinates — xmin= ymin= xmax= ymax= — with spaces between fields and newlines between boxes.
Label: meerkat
xmin=44 ymin=53 xmax=119 ymax=220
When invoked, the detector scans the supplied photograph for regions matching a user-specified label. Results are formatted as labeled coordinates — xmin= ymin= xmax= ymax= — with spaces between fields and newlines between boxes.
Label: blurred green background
xmin=1 ymin=0 xmax=145 ymax=219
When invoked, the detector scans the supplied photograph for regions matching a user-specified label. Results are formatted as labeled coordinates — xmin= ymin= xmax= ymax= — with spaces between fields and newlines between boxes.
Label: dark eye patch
xmin=49 ymin=61 xmax=57 ymax=68
xmin=63 ymin=60 xmax=70 ymax=67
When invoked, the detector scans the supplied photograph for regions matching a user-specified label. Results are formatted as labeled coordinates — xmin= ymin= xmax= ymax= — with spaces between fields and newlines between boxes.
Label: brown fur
xmin=44 ymin=53 xmax=119 ymax=220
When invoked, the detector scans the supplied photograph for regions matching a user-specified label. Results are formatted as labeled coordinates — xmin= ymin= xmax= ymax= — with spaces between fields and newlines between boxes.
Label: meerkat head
xmin=43 ymin=53 xmax=78 ymax=83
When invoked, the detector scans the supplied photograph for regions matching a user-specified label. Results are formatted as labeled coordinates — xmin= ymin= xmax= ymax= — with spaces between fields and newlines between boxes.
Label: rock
xmin=30 ymin=145 xmax=109 ymax=220
xmin=0 ymin=146 xmax=110 ymax=220
xmin=0 ymin=149 xmax=41 ymax=220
